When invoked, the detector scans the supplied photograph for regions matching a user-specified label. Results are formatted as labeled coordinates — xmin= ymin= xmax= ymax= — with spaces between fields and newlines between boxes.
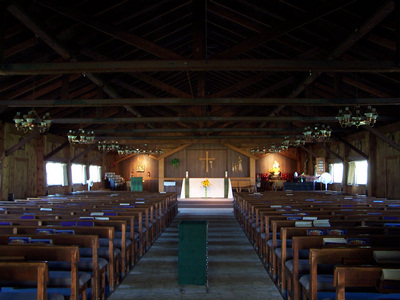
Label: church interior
xmin=1 ymin=0 xmax=400 ymax=299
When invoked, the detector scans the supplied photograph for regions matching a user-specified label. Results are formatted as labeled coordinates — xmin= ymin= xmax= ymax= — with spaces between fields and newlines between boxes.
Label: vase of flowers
xmin=202 ymin=178 xmax=210 ymax=198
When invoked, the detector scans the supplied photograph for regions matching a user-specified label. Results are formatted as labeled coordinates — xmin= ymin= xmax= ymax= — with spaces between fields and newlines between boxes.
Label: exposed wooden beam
xmin=7 ymin=2 xmax=143 ymax=119
xmin=158 ymin=143 xmax=192 ymax=160
xmin=93 ymin=127 xmax=304 ymax=134
xmin=34 ymin=0 xmax=183 ymax=59
xmin=3 ymin=97 xmax=399 ymax=107
xmin=270 ymin=0 xmax=395 ymax=116
xmin=52 ymin=116 xmax=338 ymax=124
xmin=7 ymin=3 xmax=71 ymax=60
xmin=364 ymin=126 xmax=400 ymax=152
xmin=5 ymin=59 xmax=400 ymax=75
xmin=212 ymin=0 xmax=357 ymax=58
xmin=43 ymin=140 xmax=69 ymax=161
xmin=88 ymin=151 xmax=107 ymax=165
xmin=335 ymin=135 xmax=369 ymax=160
xmin=5 ymin=130 xmax=40 ymax=157
xmin=313 ymin=140 xmax=344 ymax=162
xmin=71 ymin=143 xmax=98 ymax=163
xmin=221 ymin=142 xmax=259 ymax=160
xmin=299 ymin=145 xmax=318 ymax=158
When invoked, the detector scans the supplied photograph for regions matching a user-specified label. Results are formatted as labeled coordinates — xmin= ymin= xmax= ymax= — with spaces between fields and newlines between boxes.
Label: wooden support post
xmin=158 ymin=158 xmax=164 ymax=193
xmin=36 ymin=135 xmax=46 ymax=196
xmin=250 ymin=157 xmax=256 ymax=187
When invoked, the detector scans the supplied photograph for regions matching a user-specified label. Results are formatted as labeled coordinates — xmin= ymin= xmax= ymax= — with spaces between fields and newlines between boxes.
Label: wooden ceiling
xmin=1 ymin=0 xmax=400 ymax=153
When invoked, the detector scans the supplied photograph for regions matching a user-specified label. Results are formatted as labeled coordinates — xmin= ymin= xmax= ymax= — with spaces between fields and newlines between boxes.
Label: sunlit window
xmin=89 ymin=165 xmax=102 ymax=183
xmin=71 ymin=164 xmax=87 ymax=185
xmin=347 ymin=160 xmax=368 ymax=185
xmin=46 ymin=162 xmax=67 ymax=186
xmin=329 ymin=163 xmax=343 ymax=183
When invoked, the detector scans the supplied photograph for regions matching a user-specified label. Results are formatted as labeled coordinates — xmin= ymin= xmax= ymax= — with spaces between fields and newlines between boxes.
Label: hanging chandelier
xmin=67 ymin=129 xmax=95 ymax=144
xmin=336 ymin=106 xmax=378 ymax=128
xmin=13 ymin=110 xmax=52 ymax=133
xmin=117 ymin=146 xmax=164 ymax=156
xmin=98 ymin=140 xmax=120 ymax=152
xmin=303 ymin=124 xmax=331 ymax=141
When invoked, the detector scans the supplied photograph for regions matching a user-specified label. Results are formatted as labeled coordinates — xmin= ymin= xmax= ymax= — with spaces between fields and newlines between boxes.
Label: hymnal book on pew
xmin=30 ymin=238 xmax=53 ymax=245
xmin=79 ymin=216 xmax=94 ymax=220
xmin=8 ymin=237 xmax=30 ymax=244
xmin=346 ymin=237 xmax=370 ymax=245
xmin=313 ymin=219 xmax=331 ymax=227
xmin=36 ymin=228 xmax=55 ymax=234
xmin=95 ymin=217 xmax=110 ymax=220
xmin=120 ymin=203 xmax=131 ymax=206
xmin=295 ymin=221 xmax=312 ymax=227
xmin=303 ymin=216 xmax=318 ymax=220
xmin=270 ymin=205 xmax=282 ymax=208
xmin=91 ymin=212 xmax=104 ymax=216
xmin=381 ymin=269 xmax=400 ymax=281
xmin=373 ymin=251 xmax=400 ymax=264
xmin=55 ymin=229 xmax=74 ymax=234
xmin=323 ymin=237 xmax=347 ymax=245
xmin=40 ymin=208 xmax=52 ymax=211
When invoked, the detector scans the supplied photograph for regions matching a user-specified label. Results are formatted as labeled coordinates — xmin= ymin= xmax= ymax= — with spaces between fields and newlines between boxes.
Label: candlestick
xmin=225 ymin=171 xmax=228 ymax=178
xmin=185 ymin=171 xmax=188 ymax=178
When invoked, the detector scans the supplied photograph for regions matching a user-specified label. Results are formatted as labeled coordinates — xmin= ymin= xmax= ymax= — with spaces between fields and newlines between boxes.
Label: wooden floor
xmin=107 ymin=199 xmax=283 ymax=300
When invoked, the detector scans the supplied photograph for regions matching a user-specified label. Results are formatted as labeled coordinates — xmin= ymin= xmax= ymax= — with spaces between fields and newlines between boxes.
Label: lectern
xmin=178 ymin=220 xmax=208 ymax=291
xmin=130 ymin=177 xmax=143 ymax=191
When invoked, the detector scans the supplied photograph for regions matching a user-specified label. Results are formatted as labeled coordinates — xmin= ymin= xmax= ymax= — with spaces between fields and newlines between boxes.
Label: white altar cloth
xmin=180 ymin=178 xmax=233 ymax=199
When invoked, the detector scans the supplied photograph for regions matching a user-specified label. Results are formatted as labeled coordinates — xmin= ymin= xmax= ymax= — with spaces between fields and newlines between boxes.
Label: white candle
xmin=185 ymin=171 xmax=188 ymax=178
xmin=225 ymin=171 xmax=228 ymax=178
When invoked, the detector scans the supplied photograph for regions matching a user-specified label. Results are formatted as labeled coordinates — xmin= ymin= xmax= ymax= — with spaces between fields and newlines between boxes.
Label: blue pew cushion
xmin=299 ymin=274 xmax=334 ymax=291
xmin=0 ymin=291 xmax=64 ymax=300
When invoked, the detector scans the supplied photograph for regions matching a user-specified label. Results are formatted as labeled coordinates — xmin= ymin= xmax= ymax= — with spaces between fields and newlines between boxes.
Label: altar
xmin=180 ymin=178 xmax=233 ymax=199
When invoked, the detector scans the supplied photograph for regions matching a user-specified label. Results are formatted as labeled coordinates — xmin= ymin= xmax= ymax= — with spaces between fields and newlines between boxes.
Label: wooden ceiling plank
xmin=34 ymin=0 xmax=183 ymax=60
xmin=158 ymin=143 xmax=192 ymax=159
xmin=211 ymin=0 xmax=357 ymax=58
xmin=210 ymin=74 xmax=266 ymax=97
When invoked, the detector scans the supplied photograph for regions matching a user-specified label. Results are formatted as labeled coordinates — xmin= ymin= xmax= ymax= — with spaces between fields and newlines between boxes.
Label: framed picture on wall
xmin=137 ymin=165 xmax=145 ymax=172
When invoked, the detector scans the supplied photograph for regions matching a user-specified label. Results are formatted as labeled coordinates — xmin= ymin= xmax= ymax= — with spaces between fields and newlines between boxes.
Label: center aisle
xmin=108 ymin=202 xmax=283 ymax=300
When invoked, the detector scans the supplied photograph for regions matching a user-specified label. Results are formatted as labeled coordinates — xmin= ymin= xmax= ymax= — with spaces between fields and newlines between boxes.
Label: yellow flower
xmin=202 ymin=179 xmax=210 ymax=187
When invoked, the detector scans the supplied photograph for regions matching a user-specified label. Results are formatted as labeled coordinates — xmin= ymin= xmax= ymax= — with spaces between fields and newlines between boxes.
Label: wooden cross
xmin=199 ymin=151 xmax=215 ymax=173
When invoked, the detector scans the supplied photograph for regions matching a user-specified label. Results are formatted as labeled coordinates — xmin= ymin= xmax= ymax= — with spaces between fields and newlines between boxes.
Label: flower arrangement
xmin=202 ymin=178 xmax=210 ymax=187
xmin=171 ymin=158 xmax=179 ymax=168
xmin=202 ymin=178 xmax=210 ymax=198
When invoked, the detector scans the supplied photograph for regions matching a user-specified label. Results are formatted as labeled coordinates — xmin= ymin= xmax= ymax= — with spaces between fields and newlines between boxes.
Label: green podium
xmin=178 ymin=220 xmax=208 ymax=288
xmin=130 ymin=177 xmax=143 ymax=191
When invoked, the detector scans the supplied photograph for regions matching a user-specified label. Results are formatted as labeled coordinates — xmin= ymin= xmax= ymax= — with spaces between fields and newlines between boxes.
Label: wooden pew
xmin=303 ymin=247 xmax=400 ymax=300
xmin=334 ymin=265 xmax=400 ymax=300
xmin=0 ymin=233 xmax=104 ymax=300
xmin=0 ymin=224 xmax=117 ymax=293
xmin=0 ymin=261 xmax=64 ymax=300
xmin=0 ymin=244 xmax=86 ymax=300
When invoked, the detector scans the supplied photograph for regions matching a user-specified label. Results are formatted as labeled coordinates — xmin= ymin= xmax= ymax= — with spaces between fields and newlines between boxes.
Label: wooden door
xmin=12 ymin=158 xmax=28 ymax=199
xmin=385 ymin=156 xmax=400 ymax=199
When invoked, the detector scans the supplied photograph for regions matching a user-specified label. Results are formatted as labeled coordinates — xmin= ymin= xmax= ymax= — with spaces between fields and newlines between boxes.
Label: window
xmin=329 ymin=163 xmax=343 ymax=183
xmin=347 ymin=160 xmax=368 ymax=185
xmin=71 ymin=164 xmax=87 ymax=185
xmin=46 ymin=162 xmax=67 ymax=186
xmin=89 ymin=165 xmax=102 ymax=183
